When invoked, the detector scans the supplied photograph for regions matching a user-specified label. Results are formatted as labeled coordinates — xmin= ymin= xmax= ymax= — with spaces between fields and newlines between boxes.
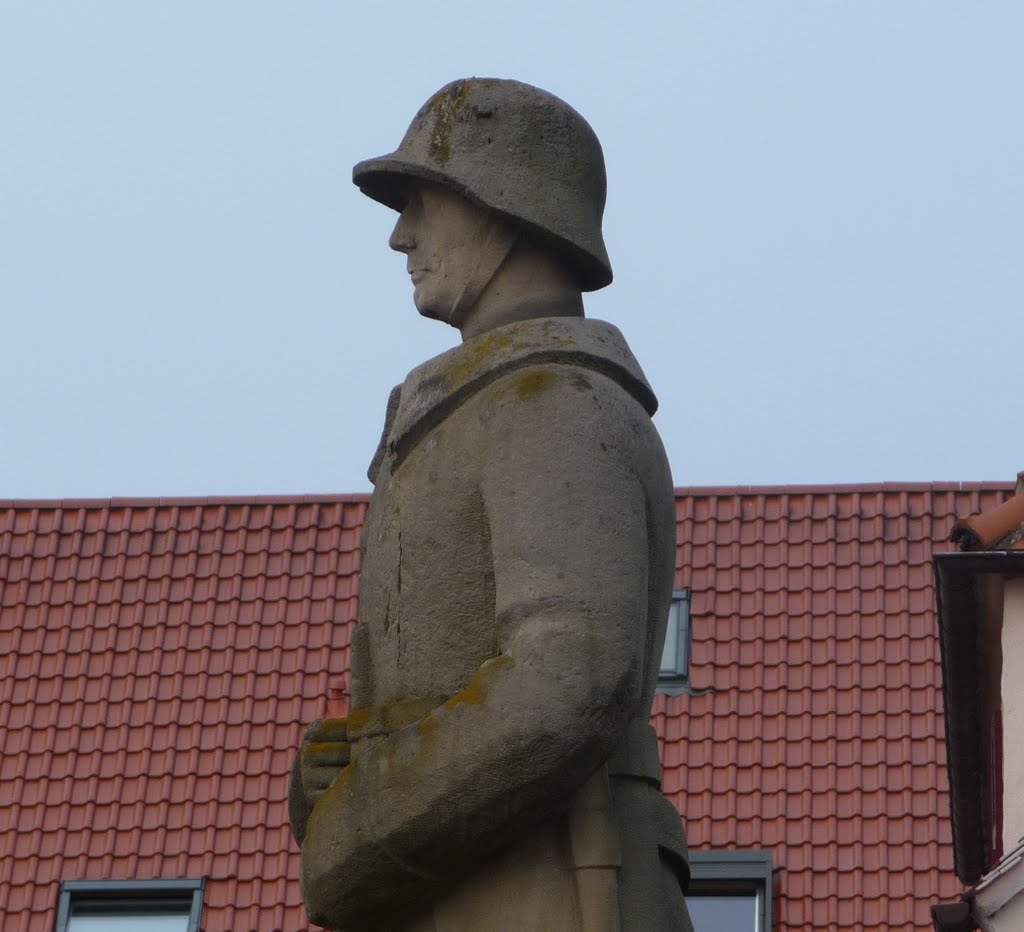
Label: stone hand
xmin=289 ymin=717 xmax=350 ymax=846
xmin=301 ymin=718 xmax=351 ymax=807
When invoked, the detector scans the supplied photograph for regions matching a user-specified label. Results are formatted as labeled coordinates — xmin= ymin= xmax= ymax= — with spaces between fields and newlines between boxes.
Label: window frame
xmin=658 ymin=589 xmax=692 ymax=693
xmin=686 ymin=850 xmax=773 ymax=932
xmin=55 ymin=879 xmax=205 ymax=932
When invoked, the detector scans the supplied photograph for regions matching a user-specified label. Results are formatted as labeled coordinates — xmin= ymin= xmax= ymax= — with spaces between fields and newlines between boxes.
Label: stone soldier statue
xmin=289 ymin=78 xmax=694 ymax=932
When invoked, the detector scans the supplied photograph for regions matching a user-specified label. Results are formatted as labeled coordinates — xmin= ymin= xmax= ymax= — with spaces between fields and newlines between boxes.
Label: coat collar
xmin=369 ymin=316 xmax=657 ymax=483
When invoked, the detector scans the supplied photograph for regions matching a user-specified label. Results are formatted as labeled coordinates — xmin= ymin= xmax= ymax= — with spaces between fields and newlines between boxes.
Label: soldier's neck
xmin=459 ymin=249 xmax=583 ymax=342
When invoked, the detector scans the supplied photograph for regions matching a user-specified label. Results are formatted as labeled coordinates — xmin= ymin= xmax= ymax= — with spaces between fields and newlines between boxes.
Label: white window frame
xmin=658 ymin=589 xmax=692 ymax=693
xmin=687 ymin=850 xmax=773 ymax=932
xmin=54 ymin=879 xmax=204 ymax=932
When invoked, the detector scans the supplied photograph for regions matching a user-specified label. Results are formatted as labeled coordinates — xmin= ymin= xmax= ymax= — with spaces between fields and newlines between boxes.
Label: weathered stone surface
xmin=354 ymin=77 xmax=612 ymax=292
xmin=290 ymin=78 xmax=693 ymax=932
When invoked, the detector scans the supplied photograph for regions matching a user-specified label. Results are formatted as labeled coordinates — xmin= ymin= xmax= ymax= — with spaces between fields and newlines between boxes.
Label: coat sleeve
xmin=300 ymin=365 xmax=661 ymax=930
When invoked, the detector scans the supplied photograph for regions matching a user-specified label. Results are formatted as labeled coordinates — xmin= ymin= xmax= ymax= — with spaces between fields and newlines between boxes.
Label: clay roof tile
xmin=950 ymin=471 xmax=1024 ymax=551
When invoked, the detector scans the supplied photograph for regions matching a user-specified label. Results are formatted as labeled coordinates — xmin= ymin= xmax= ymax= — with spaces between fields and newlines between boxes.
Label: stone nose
xmin=389 ymin=213 xmax=414 ymax=254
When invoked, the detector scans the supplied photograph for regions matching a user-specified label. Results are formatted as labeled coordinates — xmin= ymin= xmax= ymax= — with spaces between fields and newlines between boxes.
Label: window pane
xmin=660 ymin=600 xmax=680 ymax=674
xmin=68 ymin=909 xmax=190 ymax=932
xmin=686 ymin=894 xmax=758 ymax=931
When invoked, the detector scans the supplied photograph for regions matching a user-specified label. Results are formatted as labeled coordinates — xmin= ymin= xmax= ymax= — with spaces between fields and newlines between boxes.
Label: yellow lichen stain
xmin=414 ymin=656 xmax=515 ymax=739
xmin=433 ymin=322 xmax=576 ymax=393
xmin=437 ymin=329 xmax=519 ymax=389
xmin=443 ymin=654 xmax=514 ymax=711
xmin=306 ymin=741 xmax=349 ymax=758
xmin=428 ymin=82 xmax=470 ymax=167
xmin=515 ymin=369 xmax=556 ymax=400
xmin=416 ymin=713 xmax=441 ymax=737
xmin=346 ymin=697 xmax=440 ymax=739
xmin=344 ymin=706 xmax=377 ymax=734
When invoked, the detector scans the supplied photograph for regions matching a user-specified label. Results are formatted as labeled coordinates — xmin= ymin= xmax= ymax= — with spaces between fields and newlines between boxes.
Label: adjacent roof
xmin=0 ymin=482 xmax=1013 ymax=931
xmin=950 ymin=472 xmax=1024 ymax=551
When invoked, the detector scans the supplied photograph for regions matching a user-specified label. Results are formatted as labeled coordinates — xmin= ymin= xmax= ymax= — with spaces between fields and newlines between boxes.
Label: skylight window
xmin=686 ymin=851 xmax=773 ymax=932
xmin=659 ymin=590 xmax=691 ymax=682
xmin=55 ymin=880 xmax=203 ymax=932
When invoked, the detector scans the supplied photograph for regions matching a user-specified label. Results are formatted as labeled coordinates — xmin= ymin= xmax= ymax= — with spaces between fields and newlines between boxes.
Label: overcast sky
xmin=2 ymin=3 xmax=1020 ymax=499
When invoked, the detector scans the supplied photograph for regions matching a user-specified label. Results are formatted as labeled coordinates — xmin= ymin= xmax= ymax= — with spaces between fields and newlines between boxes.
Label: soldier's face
xmin=388 ymin=184 xmax=493 ymax=324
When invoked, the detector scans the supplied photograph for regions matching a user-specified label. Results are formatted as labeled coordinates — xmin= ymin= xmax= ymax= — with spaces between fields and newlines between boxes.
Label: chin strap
xmin=447 ymin=220 xmax=520 ymax=329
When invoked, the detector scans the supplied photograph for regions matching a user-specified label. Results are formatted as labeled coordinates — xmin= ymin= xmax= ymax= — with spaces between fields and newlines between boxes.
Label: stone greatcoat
xmin=300 ymin=316 xmax=693 ymax=932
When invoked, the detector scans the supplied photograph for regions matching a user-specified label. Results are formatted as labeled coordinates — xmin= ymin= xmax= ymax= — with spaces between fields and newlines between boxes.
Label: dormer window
xmin=659 ymin=590 xmax=691 ymax=684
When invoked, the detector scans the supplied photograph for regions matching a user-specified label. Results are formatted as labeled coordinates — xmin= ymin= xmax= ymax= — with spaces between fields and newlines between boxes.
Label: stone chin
xmin=412 ymin=278 xmax=462 ymax=326
xmin=412 ymin=290 xmax=448 ymax=324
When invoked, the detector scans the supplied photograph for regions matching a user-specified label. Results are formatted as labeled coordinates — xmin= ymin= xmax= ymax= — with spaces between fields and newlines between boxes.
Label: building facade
xmin=933 ymin=477 xmax=1024 ymax=930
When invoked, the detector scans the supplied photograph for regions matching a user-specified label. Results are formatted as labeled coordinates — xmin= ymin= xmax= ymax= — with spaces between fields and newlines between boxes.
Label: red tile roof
xmin=0 ymin=496 xmax=366 ymax=932
xmin=0 ymin=483 xmax=1013 ymax=931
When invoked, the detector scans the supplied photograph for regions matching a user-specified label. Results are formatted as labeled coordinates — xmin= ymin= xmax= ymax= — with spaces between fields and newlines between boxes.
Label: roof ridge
xmin=0 ymin=483 xmax=1013 ymax=511
xmin=673 ymin=481 xmax=1014 ymax=495
xmin=0 ymin=493 xmax=373 ymax=509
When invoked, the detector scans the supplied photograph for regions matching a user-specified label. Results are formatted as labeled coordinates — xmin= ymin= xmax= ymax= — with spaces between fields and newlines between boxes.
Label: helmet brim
xmin=354 ymin=155 xmax=476 ymax=212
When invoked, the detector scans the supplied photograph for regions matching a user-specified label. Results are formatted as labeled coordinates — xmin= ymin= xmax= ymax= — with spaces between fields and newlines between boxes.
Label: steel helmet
xmin=353 ymin=78 xmax=612 ymax=291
